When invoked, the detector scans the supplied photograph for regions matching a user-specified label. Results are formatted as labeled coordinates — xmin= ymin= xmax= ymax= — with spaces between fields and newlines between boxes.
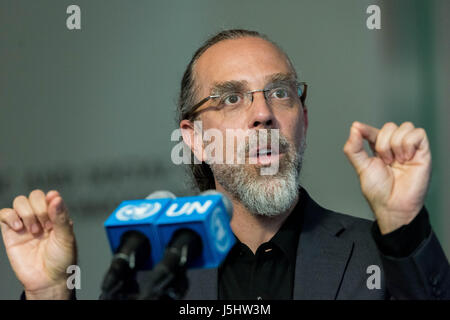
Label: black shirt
xmin=217 ymin=189 xmax=430 ymax=300
xmin=218 ymin=191 xmax=306 ymax=300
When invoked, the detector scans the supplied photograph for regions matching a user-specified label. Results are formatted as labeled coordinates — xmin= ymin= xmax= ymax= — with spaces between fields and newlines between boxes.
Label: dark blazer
xmin=184 ymin=190 xmax=450 ymax=299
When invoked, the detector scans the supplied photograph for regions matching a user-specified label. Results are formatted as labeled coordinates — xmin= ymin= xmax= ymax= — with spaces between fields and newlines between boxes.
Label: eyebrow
xmin=209 ymin=72 xmax=297 ymax=95
xmin=264 ymin=72 xmax=297 ymax=84
xmin=210 ymin=80 xmax=248 ymax=95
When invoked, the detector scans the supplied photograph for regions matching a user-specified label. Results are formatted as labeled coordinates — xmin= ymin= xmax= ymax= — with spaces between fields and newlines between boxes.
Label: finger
xmin=29 ymin=189 xmax=51 ymax=231
xmin=0 ymin=208 xmax=24 ymax=231
xmin=403 ymin=127 xmax=429 ymax=161
xmin=390 ymin=122 xmax=415 ymax=163
xmin=13 ymin=196 xmax=41 ymax=234
xmin=343 ymin=122 xmax=372 ymax=175
xmin=45 ymin=190 xmax=60 ymax=230
xmin=46 ymin=190 xmax=60 ymax=204
xmin=375 ymin=122 xmax=397 ymax=164
xmin=47 ymin=196 xmax=74 ymax=242
xmin=353 ymin=122 xmax=379 ymax=147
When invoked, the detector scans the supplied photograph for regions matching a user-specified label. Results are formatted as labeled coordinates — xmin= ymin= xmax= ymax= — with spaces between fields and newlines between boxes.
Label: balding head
xmin=177 ymin=29 xmax=300 ymax=192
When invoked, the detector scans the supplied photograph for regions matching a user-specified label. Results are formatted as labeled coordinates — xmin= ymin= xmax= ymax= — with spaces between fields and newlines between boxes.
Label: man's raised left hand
xmin=343 ymin=121 xmax=432 ymax=235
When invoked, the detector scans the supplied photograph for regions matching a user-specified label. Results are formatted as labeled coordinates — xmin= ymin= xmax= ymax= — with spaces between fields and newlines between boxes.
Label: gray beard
xmin=210 ymin=136 xmax=306 ymax=217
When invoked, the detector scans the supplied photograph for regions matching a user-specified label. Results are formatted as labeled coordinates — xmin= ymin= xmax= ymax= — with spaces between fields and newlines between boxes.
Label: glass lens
xmin=297 ymin=84 xmax=304 ymax=97
xmin=216 ymin=92 xmax=245 ymax=109
xmin=267 ymin=84 xmax=298 ymax=106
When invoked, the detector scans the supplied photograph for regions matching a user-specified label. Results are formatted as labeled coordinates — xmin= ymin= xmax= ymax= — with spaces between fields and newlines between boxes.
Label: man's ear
xmin=302 ymin=106 xmax=309 ymax=135
xmin=180 ymin=119 xmax=205 ymax=162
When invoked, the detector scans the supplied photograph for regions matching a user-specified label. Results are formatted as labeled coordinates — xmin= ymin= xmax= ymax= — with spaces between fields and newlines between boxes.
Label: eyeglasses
xmin=186 ymin=81 xmax=307 ymax=120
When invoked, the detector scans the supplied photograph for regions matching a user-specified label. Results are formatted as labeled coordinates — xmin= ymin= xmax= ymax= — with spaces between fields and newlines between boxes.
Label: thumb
xmin=48 ymin=197 xmax=74 ymax=241
xmin=343 ymin=122 xmax=372 ymax=175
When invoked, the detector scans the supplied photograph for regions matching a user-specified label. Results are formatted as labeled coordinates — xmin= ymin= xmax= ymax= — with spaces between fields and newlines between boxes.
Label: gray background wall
xmin=0 ymin=0 xmax=448 ymax=299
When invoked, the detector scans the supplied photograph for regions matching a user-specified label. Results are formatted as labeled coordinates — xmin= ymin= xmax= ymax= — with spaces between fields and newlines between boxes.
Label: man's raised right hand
xmin=0 ymin=190 xmax=77 ymax=299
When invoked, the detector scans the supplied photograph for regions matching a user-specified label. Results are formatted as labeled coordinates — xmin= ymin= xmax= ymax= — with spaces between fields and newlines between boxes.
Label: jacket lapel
xmin=183 ymin=189 xmax=354 ymax=300
xmin=293 ymin=191 xmax=354 ymax=299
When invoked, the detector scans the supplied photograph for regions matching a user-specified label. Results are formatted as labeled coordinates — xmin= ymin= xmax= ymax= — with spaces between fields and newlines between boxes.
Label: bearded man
xmin=1 ymin=29 xmax=449 ymax=300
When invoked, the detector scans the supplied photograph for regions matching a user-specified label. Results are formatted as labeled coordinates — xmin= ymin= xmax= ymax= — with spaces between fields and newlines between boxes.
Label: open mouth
xmin=249 ymin=148 xmax=283 ymax=165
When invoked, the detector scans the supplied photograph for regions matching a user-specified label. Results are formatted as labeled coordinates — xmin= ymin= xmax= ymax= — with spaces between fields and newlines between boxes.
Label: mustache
xmin=239 ymin=130 xmax=291 ymax=156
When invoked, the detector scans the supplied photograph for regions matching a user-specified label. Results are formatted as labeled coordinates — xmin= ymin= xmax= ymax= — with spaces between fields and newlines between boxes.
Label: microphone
xmin=101 ymin=191 xmax=176 ymax=299
xmin=154 ymin=189 xmax=235 ymax=269
xmin=146 ymin=190 xmax=176 ymax=200
xmin=104 ymin=190 xmax=176 ymax=269
xmin=139 ymin=190 xmax=235 ymax=299
xmin=200 ymin=189 xmax=233 ymax=217
xmin=138 ymin=228 xmax=203 ymax=300
xmin=100 ymin=230 xmax=150 ymax=299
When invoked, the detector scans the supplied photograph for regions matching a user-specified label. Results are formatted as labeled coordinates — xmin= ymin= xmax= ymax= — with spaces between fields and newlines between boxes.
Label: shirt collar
xmin=268 ymin=188 xmax=306 ymax=264
xmin=223 ymin=188 xmax=307 ymax=264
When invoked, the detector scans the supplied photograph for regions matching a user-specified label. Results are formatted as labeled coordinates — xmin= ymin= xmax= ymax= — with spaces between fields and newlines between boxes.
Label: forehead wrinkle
xmin=192 ymin=36 xmax=298 ymax=97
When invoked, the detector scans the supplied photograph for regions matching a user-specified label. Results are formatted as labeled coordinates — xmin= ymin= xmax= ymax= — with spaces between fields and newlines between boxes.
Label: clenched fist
xmin=0 ymin=190 xmax=77 ymax=299
xmin=343 ymin=121 xmax=432 ymax=235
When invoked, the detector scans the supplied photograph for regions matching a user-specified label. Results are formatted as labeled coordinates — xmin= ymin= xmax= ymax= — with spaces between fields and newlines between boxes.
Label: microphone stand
xmin=138 ymin=245 xmax=191 ymax=300
xmin=99 ymin=253 xmax=141 ymax=300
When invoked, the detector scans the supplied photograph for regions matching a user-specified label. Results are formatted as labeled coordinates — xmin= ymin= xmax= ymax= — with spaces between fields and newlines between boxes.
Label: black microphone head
xmin=117 ymin=230 xmax=151 ymax=269
xmin=101 ymin=230 xmax=151 ymax=296
xmin=169 ymin=228 xmax=203 ymax=261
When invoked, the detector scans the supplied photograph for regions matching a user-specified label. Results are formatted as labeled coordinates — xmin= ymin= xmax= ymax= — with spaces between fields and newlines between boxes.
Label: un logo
xmin=115 ymin=202 xmax=161 ymax=221
xmin=210 ymin=207 xmax=231 ymax=252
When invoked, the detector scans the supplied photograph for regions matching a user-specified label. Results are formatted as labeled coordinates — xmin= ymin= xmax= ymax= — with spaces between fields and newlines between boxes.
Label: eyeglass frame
xmin=185 ymin=81 xmax=308 ymax=120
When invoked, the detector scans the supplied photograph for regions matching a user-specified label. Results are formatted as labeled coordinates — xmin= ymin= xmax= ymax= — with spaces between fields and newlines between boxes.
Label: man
xmin=0 ymin=29 xmax=449 ymax=300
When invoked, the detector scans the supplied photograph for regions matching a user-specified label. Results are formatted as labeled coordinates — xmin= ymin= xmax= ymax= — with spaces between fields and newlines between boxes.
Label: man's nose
xmin=247 ymin=92 xmax=276 ymax=129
